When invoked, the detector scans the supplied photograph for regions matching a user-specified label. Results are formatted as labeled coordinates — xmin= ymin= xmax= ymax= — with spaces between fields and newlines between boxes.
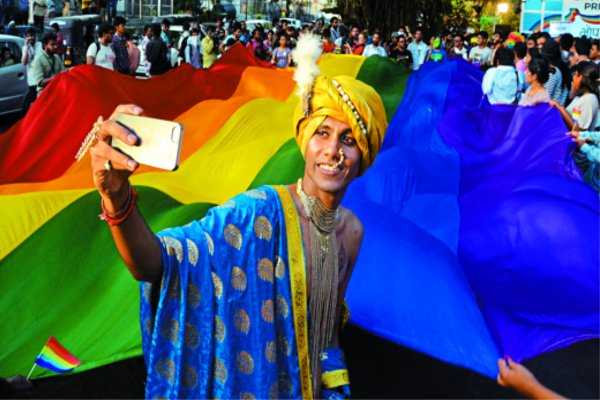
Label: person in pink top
xmin=126 ymin=33 xmax=141 ymax=76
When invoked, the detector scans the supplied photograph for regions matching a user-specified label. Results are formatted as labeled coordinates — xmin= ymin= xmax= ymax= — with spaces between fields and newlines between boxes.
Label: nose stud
xmin=333 ymin=148 xmax=345 ymax=169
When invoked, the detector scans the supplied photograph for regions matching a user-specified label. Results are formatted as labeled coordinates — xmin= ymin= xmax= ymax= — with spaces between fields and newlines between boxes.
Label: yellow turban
xmin=293 ymin=75 xmax=388 ymax=174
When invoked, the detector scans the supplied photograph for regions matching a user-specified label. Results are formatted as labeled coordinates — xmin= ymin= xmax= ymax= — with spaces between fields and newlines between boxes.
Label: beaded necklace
xmin=296 ymin=178 xmax=340 ymax=395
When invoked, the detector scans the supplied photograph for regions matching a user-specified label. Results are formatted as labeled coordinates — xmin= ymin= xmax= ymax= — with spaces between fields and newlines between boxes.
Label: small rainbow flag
xmin=34 ymin=337 xmax=81 ymax=373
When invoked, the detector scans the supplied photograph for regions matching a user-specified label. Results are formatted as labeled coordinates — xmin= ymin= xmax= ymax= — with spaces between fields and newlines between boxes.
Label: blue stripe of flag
xmin=35 ymin=356 xmax=74 ymax=373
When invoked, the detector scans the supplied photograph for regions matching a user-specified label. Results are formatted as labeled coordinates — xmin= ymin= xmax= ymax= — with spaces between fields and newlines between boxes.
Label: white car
xmin=279 ymin=18 xmax=302 ymax=30
xmin=0 ymin=34 xmax=28 ymax=116
xmin=244 ymin=19 xmax=272 ymax=32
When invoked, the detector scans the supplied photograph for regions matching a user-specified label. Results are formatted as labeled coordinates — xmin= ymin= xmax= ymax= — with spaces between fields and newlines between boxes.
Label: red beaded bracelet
xmin=99 ymin=186 xmax=138 ymax=226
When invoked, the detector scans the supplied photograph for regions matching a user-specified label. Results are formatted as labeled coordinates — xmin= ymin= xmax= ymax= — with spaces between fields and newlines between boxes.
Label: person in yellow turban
xmin=85 ymin=33 xmax=387 ymax=400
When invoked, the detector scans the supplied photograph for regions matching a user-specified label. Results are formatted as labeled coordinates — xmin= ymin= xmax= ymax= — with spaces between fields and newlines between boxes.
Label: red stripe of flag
xmin=46 ymin=337 xmax=80 ymax=366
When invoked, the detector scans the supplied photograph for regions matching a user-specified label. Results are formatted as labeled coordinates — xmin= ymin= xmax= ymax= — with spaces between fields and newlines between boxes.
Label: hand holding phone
xmin=112 ymin=113 xmax=184 ymax=171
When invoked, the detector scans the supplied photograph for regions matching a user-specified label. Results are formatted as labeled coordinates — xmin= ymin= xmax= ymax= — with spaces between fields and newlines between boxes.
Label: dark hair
xmin=191 ymin=26 xmax=199 ymax=34
xmin=322 ymin=27 xmax=331 ymax=38
xmin=51 ymin=22 xmax=59 ymax=30
xmin=528 ymin=56 xmax=550 ymax=84
xmin=183 ymin=22 xmax=190 ymax=31
xmin=514 ymin=42 xmax=527 ymax=59
xmin=98 ymin=23 xmax=113 ymax=36
xmin=494 ymin=31 xmax=507 ymax=41
xmin=541 ymin=40 xmax=571 ymax=90
xmin=574 ymin=37 xmax=591 ymax=57
xmin=592 ymin=39 xmax=600 ymax=50
xmin=151 ymin=23 xmax=161 ymax=38
xmin=161 ymin=18 xmax=170 ymax=26
xmin=527 ymin=46 xmax=541 ymax=58
xmin=573 ymin=61 xmax=599 ymax=97
xmin=42 ymin=32 xmax=57 ymax=46
xmin=26 ymin=27 xmax=36 ymax=36
xmin=495 ymin=47 xmax=514 ymax=66
xmin=231 ymin=22 xmax=241 ymax=32
xmin=538 ymin=32 xmax=551 ymax=41
xmin=113 ymin=16 xmax=126 ymax=27
xmin=560 ymin=33 xmax=574 ymax=51
xmin=143 ymin=24 xmax=151 ymax=33
xmin=478 ymin=31 xmax=489 ymax=40
xmin=330 ymin=17 xmax=338 ymax=24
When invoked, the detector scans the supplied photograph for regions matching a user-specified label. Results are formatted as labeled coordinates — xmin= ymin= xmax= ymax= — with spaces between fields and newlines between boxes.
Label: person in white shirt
xmin=363 ymin=31 xmax=387 ymax=57
xmin=469 ymin=31 xmax=492 ymax=67
xmin=176 ymin=21 xmax=191 ymax=66
xmin=32 ymin=0 xmax=47 ymax=32
xmin=21 ymin=28 xmax=39 ymax=112
xmin=407 ymin=29 xmax=428 ymax=71
xmin=86 ymin=23 xmax=116 ymax=70
xmin=551 ymin=61 xmax=599 ymax=131
xmin=138 ymin=24 xmax=152 ymax=76
xmin=482 ymin=47 xmax=524 ymax=104
xmin=451 ymin=34 xmax=468 ymax=60
xmin=184 ymin=27 xmax=202 ymax=69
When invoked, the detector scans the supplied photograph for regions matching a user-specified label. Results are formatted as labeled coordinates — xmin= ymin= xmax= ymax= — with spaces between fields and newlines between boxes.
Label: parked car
xmin=244 ymin=19 xmax=272 ymax=32
xmin=279 ymin=17 xmax=302 ymax=29
xmin=0 ymin=34 xmax=28 ymax=116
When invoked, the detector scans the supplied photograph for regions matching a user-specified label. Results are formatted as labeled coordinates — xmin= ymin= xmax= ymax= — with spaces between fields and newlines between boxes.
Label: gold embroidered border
xmin=321 ymin=369 xmax=350 ymax=389
xmin=274 ymin=185 xmax=313 ymax=399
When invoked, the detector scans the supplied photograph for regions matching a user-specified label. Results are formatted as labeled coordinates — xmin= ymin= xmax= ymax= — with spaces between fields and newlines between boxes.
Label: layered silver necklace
xmin=296 ymin=178 xmax=340 ymax=394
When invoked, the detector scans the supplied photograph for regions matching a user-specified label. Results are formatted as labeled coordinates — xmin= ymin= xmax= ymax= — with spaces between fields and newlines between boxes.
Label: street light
xmin=497 ymin=2 xmax=510 ymax=14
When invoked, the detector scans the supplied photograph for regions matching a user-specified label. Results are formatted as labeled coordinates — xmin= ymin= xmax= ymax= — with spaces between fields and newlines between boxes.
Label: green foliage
xmin=334 ymin=0 xmax=520 ymax=34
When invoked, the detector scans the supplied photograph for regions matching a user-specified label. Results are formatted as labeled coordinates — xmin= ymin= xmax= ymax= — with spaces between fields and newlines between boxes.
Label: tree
xmin=335 ymin=0 xmax=454 ymax=36
xmin=335 ymin=0 xmax=522 ymax=35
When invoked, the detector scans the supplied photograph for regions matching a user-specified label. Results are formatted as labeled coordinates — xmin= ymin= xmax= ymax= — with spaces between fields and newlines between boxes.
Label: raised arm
xmin=89 ymin=104 xmax=163 ymax=282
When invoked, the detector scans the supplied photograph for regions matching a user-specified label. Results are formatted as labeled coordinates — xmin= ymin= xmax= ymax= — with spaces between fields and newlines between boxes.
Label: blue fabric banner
xmin=344 ymin=60 xmax=600 ymax=378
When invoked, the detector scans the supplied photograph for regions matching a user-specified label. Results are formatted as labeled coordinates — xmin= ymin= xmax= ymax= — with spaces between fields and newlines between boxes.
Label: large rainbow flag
xmin=0 ymin=45 xmax=407 ymax=379
xmin=0 ymin=46 xmax=597 ymax=381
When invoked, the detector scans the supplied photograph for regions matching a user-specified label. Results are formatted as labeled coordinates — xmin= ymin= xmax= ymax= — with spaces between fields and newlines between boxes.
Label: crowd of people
xmin=10 ymin=13 xmax=599 ymax=190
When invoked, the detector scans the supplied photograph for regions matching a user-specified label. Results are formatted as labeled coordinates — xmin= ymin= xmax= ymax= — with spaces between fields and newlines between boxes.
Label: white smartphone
xmin=112 ymin=113 xmax=184 ymax=171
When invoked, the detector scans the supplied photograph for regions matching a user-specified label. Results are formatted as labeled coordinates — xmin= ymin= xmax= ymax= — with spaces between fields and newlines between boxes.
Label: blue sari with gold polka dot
xmin=140 ymin=186 xmax=314 ymax=399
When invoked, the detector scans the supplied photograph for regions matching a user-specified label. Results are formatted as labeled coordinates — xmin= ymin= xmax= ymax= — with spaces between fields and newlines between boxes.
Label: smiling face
xmin=302 ymin=117 xmax=361 ymax=204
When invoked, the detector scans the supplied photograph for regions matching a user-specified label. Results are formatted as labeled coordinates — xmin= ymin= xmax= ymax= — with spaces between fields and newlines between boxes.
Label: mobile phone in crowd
xmin=112 ymin=113 xmax=184 ymax=171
